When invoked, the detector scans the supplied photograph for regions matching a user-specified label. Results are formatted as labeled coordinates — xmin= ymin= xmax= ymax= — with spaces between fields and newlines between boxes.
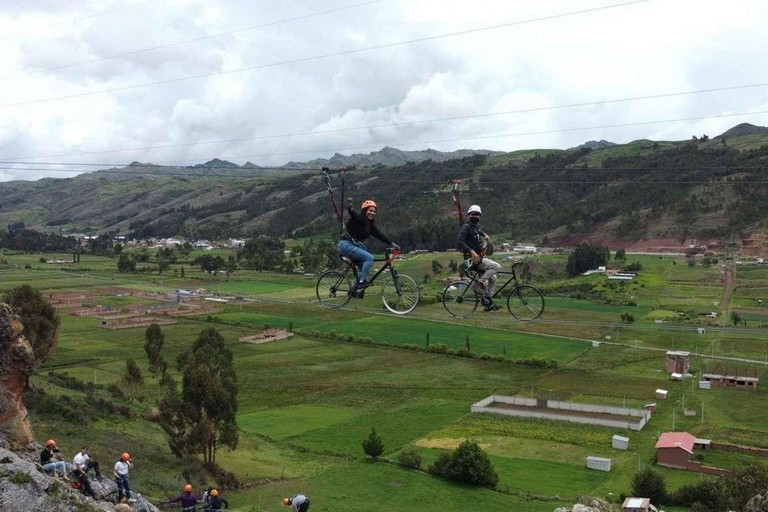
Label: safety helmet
xmin=184 ymin=484 xmax=193 ymax=493
xmin=467 ymin=205 xmax=482 ymax=215
xmin=283 ymin=498 xmax=291 ymax=506
xmin=46 ymin=439 xmax=56 ymax=447
xmin=361 ymin=200 xmax=377 ymax=210
xmin=211 ymin=489 xmax=219 ymax=497
xmin=121 ymin=452 xmax=130 ymax=461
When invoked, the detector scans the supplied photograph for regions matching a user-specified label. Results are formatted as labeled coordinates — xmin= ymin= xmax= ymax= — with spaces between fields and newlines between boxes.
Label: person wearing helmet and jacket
xmin=167 ymin=484 xmax=202 ymax=512
xmin=339 ymin=198 xmax=399 ymax=298
xmin=458 ymin=205 xmax=502 ymax=311
xmin=40 ymin=439 xmax=67 ymax=479
xmin=113 ymin=452 xmax=133 ymax=502
xmin=202 ymin=489 xmax=228 ymax=510
xmin=283 ymin=494 xmax=310 ymax=512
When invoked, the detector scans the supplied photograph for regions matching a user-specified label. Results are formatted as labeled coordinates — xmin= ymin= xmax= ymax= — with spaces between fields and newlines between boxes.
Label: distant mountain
xmin=715 ymin=123 xmax=768 ymax=139
xmin=571 ymin=140 xmax=617 ymax=150
xmin=2 ymin=124 xmax=768 ymax=246
xmin=282 ymin=146 xmax=504 ymax=169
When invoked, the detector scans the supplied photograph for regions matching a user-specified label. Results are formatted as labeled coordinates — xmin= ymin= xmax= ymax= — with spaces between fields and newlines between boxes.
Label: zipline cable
xmin=0 ymin=0 xmax=648 ymax=109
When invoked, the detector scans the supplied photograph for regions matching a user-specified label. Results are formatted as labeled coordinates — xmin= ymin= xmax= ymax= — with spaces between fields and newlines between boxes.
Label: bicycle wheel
xmin=381 ymin=273 xmax=420 ymax=315
xmin=316 ymin=270 xmax=352 ymax=309
xmin=442 ymin=280 xmax=480 ymax=318
xmin=507 ymin=284 xmax=545 ymax=321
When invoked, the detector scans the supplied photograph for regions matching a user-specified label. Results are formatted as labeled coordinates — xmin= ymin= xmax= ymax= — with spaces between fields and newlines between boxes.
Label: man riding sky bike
xmin=338 ymin=198 xmax=399 ymax=298
xmin=458 ymin=204 xmax=502 ymax=311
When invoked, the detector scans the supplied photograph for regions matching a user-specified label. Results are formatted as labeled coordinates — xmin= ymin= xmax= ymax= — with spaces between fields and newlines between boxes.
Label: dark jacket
xmin=344 ymin=206 xmax=392 ymax=245
xmin=41 ymin=447 xmax=57 ymax=465
xmin=207 ymin=496 xmax=229 ymax=510
xmin=458 ymin=222 xmax=486 ymax=256
xmin=168 ymin=492 xmax=200 ymax=507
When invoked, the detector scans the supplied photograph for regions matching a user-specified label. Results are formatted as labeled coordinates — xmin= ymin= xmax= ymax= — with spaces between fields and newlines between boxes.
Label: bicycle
xmin=316 ymin=248 xmax=420 ymax=315
xmin=442 ymin=260 xmax=544 ymax=320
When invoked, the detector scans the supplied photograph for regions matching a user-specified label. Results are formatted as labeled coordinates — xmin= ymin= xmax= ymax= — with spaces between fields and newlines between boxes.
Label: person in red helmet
xmin=339 ymin=198 xmax=399 ymax=298
xmin=282 ymin=494 xmax=310 ymax=512
xmin=40 ymin=439 xmax=67 ymax=479
xmin=166 ymin=484 xmax=202 ymax=512
xmin=113 ymin=452 xmax=133 ymax=502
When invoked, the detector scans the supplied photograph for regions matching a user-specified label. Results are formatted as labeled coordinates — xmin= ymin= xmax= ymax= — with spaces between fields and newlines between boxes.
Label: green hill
xmin=2 ymin=125 xmax=768 ymax=247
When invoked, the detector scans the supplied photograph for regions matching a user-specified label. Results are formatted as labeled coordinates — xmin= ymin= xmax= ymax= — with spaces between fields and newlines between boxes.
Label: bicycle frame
xmin=336 ymin=249 xmax=402 ymax=287
xmin=458 ymin=261 xmax=523 ymax=299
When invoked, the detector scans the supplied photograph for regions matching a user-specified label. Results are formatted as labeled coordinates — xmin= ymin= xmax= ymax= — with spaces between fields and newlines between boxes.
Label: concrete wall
xmin=471 ymin=395 xmax=649 ymax=431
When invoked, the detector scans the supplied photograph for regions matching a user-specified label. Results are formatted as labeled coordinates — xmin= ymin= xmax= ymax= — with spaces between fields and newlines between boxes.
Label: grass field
xmin=4 ymin=249 xmax=767 ymax=511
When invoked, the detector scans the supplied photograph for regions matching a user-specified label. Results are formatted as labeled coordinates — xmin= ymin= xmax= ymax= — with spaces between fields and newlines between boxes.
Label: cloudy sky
xmin=1 ymin=0 xmax=767 ymax=181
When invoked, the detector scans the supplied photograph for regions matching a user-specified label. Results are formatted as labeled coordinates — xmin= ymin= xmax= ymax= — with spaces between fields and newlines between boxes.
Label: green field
xmin=4 ymin=249 xmax=767 ymax=511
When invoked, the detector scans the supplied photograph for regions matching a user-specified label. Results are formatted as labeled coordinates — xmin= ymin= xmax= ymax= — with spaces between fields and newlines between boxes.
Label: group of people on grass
xmin=341 ymin=199 xmax=501 ymax=310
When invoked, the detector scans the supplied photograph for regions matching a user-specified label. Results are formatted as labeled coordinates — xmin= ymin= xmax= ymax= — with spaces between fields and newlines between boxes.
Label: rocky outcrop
xmin=0 ymin=446 xmax=161 ymax=512
xmin=747 ymin=491 xmax=768 ymax=512
xmin=554 ymin=497 xmax=618 ymax=512
xmin=0 ymin=303 xmax=35 ymax=448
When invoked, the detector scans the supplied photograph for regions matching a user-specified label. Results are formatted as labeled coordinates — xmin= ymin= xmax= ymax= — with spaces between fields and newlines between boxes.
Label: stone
xmin=0 ymin=304 xmax=36 ymax=448
xmin=573 ymin=505 xmax=597 ymax=512
xmin=747 ymin=492 xmax=768 ymax=512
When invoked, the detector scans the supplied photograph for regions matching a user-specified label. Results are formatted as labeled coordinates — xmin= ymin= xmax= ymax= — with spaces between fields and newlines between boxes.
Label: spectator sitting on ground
xmin=40 ymin=439 xmax=67 ymax=479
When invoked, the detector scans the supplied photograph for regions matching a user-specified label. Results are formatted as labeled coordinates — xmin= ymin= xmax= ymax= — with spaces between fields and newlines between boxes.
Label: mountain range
xmin=1 ymin=123 xmax=767 ymax=248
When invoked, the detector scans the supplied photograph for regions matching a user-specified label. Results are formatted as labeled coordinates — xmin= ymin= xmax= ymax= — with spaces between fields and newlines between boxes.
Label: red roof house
xmin=655 ymin=431 xmax=696 ymax=469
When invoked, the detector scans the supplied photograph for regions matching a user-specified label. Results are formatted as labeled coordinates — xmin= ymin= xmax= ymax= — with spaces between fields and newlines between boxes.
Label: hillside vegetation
xmin=1 ymin=125 xmax=767 ymax=246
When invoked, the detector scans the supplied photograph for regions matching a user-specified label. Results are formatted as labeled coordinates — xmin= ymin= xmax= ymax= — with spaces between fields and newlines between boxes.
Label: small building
xmin=644 ymin=403 xmax=657 ymax=412
xmin=655 ymin=389 xmax=668 ymax=400
xmin=694 ymin=438 xmax=711 ymax=450
xmin=655 ymin=431 xmax=696 ymax=469
xmin=666 ymin=351 xmax=691 ymax=374
xmin=699 ymin=380 xmax=711 ymax=390
xmin=622 ymin=497 xmax=655 ymax=512
xmin=701 ymin=372 xmax=759 ymax=389
xmin=612 ymin=435 xmax=629 ymax=450
xmin=670 ymin=373 xmax=684 ymax=382
xmin=586 ymin=456 xmax=611 ymax=472
xmin=697 ymin=327 xmax=706 ymax=334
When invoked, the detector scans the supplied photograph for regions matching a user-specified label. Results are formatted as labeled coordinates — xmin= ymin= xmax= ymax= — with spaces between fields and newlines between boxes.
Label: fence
xmin=711 ymin=442 xmax=768 ymax=457
xmin=471 ymin=395 xmax=651 ymax=431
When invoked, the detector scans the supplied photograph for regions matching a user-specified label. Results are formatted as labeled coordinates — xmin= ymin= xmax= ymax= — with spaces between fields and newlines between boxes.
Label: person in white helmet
xmin=458 ymin=205 xmax=501 ymax=311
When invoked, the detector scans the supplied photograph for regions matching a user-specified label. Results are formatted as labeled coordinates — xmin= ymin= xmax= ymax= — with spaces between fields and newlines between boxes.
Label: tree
xmin=362 ymin=428 xmax=385 ymax=459
xmin=615 ymin=248 xmax=626 ymax=261
xmin=730 ymin=311 xmax=742 ymax=326
xmin=566 ymin=242 xmax=610 ymax=277
xmin=157 ymin=258 xmax=170 ymax=274
xmin=448 ymin=259 xmax=458 ymax=273
xmin=428 ymin=440 xmax=498 ymax=488
xmin=397 ymin=449 xmax=421 ymax=469
xmin=446 ymin=440 xmax=499 ymax=488
xmin=144 ymin=323 xmax=167 ymax=378
xmin=124 ymin=358 xmax=143 ymax=386
xmin=431 ymin=260 xmax=443 ymax=274
xmin=4 ymin=285 xmax=60 ymax=387
xmin=117 ymin=253 xmax=136 ymax=273
xmin=621 ymin=312 xmax=636 ymax=323
xmin=159 ymin=328 xmax=239 ymax=465
xmin=631 ymin=467 xmax=667 ymax=507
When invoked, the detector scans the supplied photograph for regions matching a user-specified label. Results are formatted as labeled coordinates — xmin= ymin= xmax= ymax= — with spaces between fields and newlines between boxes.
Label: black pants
xmin=74 ymin=471 xmax=95 ymax=497
xmin=298 ymin=503 xmax=310 ymax=512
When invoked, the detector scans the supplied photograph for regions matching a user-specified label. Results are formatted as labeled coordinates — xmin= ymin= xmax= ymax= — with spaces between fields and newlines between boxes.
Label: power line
xmin=7 ymin=108 xmax=768 ymax=167
xmin=0 ymin=0 xmax=386 ymax=81
xmin=0 ymin=0 xmax=648 ymax=109
xmin=9 ymin=80 xmax=768 ymax=161
xmin=0 ymin=167 xmax=763 ymax=185
xmin=0 ymin=1 xmax=160 ymax=43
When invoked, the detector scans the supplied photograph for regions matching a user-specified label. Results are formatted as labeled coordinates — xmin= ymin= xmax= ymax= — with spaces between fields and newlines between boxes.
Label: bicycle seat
xmin=340 ymin=255 xmax=352 ymax=264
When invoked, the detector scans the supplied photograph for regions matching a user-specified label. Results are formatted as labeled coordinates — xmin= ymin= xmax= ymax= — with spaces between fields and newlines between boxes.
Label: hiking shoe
xmin=349 ymin=280 xmax=369 ymax=299
xmin=483 ymin=304 xmax=502 ymax=312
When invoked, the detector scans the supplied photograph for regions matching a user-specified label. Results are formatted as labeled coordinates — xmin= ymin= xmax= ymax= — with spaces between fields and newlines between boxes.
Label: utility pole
xmin=672 ymin=409 xmax=676 ymax=431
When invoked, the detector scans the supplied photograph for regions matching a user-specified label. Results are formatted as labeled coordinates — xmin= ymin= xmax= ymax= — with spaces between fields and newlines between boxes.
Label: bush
xmin=479 ymin=353 xmax=493 ymax=360
xmin=429 ymin=440 xmax=498 ymax=488
xmin=428 ymin=452 xmax=452 ymax=477
xmin=427 ymin=343 xmax=448 ymax=354
xmin=10 ymin=472 xmax=31 ymax=484
xmin=402 ymin=344 xmax=420 ymax=351
xmin=346 ymin=334 xmax=356 ymax=343
xmin=397 ymin=449 xmax=421 ymax=470
xmin=624 ymin=261 xmax=643 ymax=272
xmin=456 ymin=348 xmax=469 ymax=357
xmin=631 ymin=467 xmax=667 ymax=507
xmin=446 ymin=348 xmax=458 ymax=356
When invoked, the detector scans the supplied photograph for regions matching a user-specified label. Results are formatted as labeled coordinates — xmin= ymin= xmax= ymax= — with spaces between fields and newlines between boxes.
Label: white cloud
xmin=0 ymin=0 xmax=767 ymax=180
